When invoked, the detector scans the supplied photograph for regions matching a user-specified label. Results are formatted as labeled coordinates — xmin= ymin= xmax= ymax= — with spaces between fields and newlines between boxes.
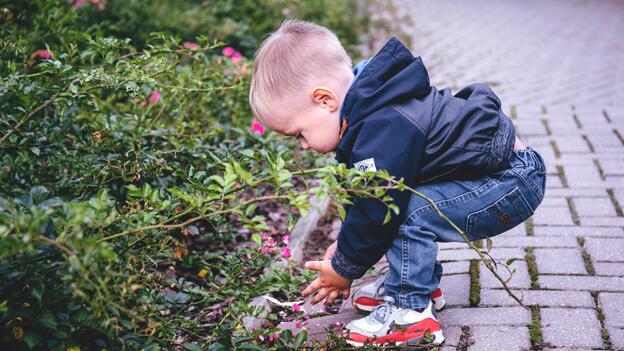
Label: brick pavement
xmin=285 ymin=1 xmax=624 ymax=349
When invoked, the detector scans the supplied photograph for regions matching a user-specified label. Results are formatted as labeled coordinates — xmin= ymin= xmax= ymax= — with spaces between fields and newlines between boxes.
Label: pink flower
xmin=149 ymin=91 xmax=161 ymax=105
xmin=292 ymin=303 xmax=301 ymax=312
xmin=183 ymin=42 xmax=199 ymax=50
xmin=272 ymin=332 xmax=281 ymax=339
xmin=281 ymin=247 xmax=291 ymax=259
xmin=261 ymin=233 xmax=269 ymax=240
xmin=261 ymin=246 xmax=270 ymax=255
xmin=281 ymin=235 xmax=289 ymax=245
xmin=31 ymin=50 xmax=53 ymax=61
xmin=295 ymin=322 xmax=302 ymax=329
xmin=269 ymin=335 xmax=273 ymax=342
xmin=258 ymin=335 xmax=265 ymax=341
xmin=72 ymin=0 xmax=86 ymax=8
xmin=222 ymin=46 xmax=235 ymax=57
xmin=251 ymin=120 xmax=265 ymax=135
xmin=231 ymin=51 xmax=242 ymax=64
xmin=267 ymin=237 xmax=276 ymax=247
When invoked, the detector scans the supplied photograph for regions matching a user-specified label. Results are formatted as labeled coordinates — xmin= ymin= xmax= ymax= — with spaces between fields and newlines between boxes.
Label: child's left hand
xmin=301 ymin=259 xmax=352 ymax=306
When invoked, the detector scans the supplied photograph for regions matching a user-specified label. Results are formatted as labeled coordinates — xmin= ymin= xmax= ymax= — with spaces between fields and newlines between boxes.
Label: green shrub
xmin=0 ymin=0 xmax=408 ymax=350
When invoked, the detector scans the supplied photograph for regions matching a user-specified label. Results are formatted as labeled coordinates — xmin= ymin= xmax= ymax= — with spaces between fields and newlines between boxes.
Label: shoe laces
xmin=368 ymin=295 xmax=395 ymax=324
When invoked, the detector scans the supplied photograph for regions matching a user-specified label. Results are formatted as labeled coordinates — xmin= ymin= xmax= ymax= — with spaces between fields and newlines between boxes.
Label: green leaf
xmin=31 ymin=280 xmax=44 ymax=304
xmin=23 ymin=331 xmax=42 ymax=348
xmin=486 ymin=238 xmax=493 ymax=252
xmin=183 ymin=343 xmax=202 ymax=351
xmin=383 ymin=210 xmax=392 ymax=224
xmin=294 ymin=330 xmax=308 ymax=349
xmin=251 ymin=233 xmax=262 ymax=246
xmin=337 ymin=205 xmax=346 ymax=221
xmin=505 ymin=258 xmax=518 ymax=266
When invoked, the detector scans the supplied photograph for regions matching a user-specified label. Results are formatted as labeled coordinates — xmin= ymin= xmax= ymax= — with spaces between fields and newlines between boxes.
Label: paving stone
xmin=599 ymin=160 xmax=624 ymax=176
xmin=439 ymin=325 xmax=463 ymax=351
xmin=541 ymin=308 xmax=603 ymax=349
xmin=540 ymin=197 xmax=569 ymax=207
xmin=584 ymin=238 xmax=624 ymax=263
xmin=546 ymin=188 xmax=612 ymax=198
xmin=594 ymin=262 xmax=624 ymax=276
xmin=573 ymin=197 xmax=618 ymax=217
xmin=534 ymin=225 xmax=624 ymax=238
xmin=554 ymin=136 xmax=591 ymax=153
xmin=531 ymin=206 xmax=575 ymax=226
xmin=480 ymin=260 xmax=530 ymax=289
xmin=278 ymin=311 xmax=360 ymax=338
xmin=534 ymin=248 xmax=587 ymax=275
xmin=469 ymin=325 xmax=530 ymax=351
xmin=480 ymin=289 xmax=594 ymax=308
xmin=442 ymin=261 xmax=470 ymax=275
xmin=539 ymin=275 xmax=624 ymax=291
xmin=598 ymin=292 xmax=624 ymax=327
xmin=439 ymin=274 xmax=470 ymax=306
xmin=579 ymin=216 xmax=624 ymax=227
xmin=490 ymin=236 xmax=577 ymax=248
xmin=437 ymin=248 xmax=524 ymax=262
xmin=563 ymin=165 xmax=605 ymax=187
xmin=437 ymin=307 xmax=531 ymax=326
xmin=607 ymin=326 xmax=624 ymax=350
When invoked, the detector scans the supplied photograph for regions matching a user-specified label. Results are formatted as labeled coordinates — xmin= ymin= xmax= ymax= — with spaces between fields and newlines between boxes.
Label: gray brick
xmin=563 ymin=166 xmax=604 ymax=187
xmin=535 ymin=248 xmax=587 ymax=275
xmin=598 ymin=292 xmax=624 ymax=327
xmin=539 ymin=275 xmax=624 ymax=291
xmin=490 ymin=236 xmax=577 ymax=248
xmin=469 ymin=326 xmax=530 ymax=351
xmin=534 ymin=225 xmax=624 ymax=237
xmin=540 ymin=197 xmax=569 ymax=207
xmin=541 ymin=308 xmax=603 ymax=349
xmin=554 ymin=136 xmax=591 ymax=153
xmin=544 ymin=175 xmax=563 ymax=188
xmin=579 ymin=216 xmax=624 ymax=227
xmin=438 ymin=307 xmax=531 ymax=326
xmin=439 ymin=325 xmax=463 ymax=351
xmin=480 ymin=289 xmax=594 ymax=308
xmin=599 ymin=160 xmax=624 ymax=176
xmin=442 ymin=261 xmax=470 ymax=275
xmin=574 ymin=197 xmax=618 ymax=217
xmin=437 ymin=248 xmax=524 ymax=262
xmin=594 ymin=262 xmax=624 ymax=276
xmin=439 ymin=274 xmax=470 ymax=306
xmin=531 ymin=206 xmax=575 ymax=226
xmin=546 ymin=188 xmax=611 ymax=198
xmin=584 ymin=238 xmax=624 ymax=263
xmin=480 ymin=260 xmax=530 ymax=289
xmin=607 ymin=326 xmax=624 ymax=350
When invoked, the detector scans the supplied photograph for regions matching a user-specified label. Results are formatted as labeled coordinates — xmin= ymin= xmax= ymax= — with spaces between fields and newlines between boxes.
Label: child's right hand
xmin=323 ymin=241 xmax=337 ymax=261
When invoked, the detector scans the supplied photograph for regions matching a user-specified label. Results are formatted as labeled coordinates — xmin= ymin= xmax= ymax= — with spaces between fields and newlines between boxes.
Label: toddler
xmin=249 ymin=19 xmax=546 ymax=346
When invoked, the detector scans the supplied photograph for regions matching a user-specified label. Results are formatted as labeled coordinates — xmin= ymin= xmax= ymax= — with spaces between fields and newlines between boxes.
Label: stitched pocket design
xmin=465 ymin=187 xmax=534 ymax=241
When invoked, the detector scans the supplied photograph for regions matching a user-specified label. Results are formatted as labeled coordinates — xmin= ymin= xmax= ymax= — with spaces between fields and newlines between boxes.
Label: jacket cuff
xmin=331 ymin=247 xmax=369 ymax=280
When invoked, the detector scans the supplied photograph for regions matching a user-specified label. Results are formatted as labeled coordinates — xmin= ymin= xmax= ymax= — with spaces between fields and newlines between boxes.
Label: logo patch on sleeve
xmin=354 ymin=158 xmax=377 ymax=172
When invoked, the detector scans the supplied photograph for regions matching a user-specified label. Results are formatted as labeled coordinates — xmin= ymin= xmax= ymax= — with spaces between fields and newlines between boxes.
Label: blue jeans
xmin=384 ymin=147 xmax=547 ymax=309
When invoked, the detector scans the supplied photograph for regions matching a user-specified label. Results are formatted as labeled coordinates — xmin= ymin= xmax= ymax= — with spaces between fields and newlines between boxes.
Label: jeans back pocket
xmin=465 ymin=187 xmax=535 ymax=241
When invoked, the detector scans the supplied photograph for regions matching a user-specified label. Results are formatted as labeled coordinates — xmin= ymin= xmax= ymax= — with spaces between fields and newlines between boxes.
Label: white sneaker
xmin=352 ymin=267 xmax=446 ymax=312
xmin=345 ymin=296 xmax=445 ymax=347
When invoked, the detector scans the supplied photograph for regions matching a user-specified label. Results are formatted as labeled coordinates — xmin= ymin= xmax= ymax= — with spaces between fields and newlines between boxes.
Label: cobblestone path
xmin=281 ymin=1 xmax=624 ymax=349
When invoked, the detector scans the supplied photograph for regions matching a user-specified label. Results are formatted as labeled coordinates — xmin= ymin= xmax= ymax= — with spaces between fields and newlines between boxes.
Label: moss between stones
xmin=529 ymin=305 xmax=543 ymax=350
xmin=556 ymin=165 xmax=569 ymax=188
xmin=469 ymin=260 xmax=480 ymax=307
xmin=591 ymin=291 xmax=613 ymax=350
xmin=606 ymin=188 xmax=624 ymax=217
xmin=577 ymin=236 xmax=596 ymax=276
xmin=524 ymin=247 xmax=539 ymax=290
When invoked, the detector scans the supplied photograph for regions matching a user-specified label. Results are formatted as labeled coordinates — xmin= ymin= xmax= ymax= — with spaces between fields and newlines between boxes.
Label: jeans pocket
xmin=465 ymin=187 xmax=535 ymax=241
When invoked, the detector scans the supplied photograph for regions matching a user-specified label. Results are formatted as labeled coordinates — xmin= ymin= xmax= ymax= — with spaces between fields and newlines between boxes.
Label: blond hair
xmin=249 ymin=18 xmax=352 ymax=123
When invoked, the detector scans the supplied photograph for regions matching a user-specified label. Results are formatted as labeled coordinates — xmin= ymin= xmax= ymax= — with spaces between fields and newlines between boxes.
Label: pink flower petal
xmin=259 ymin=335 xmax=265 ymax=341
xmin=222 ymin=46 xmax=235 ymax=57
xmin=281 ymin=235 xmax=289 ymax=245
xmin=231 ymin=51 xmax=242 ymax=64
xmin=267 ymin=237 xmax=277 ymax=247
xmin=292 ymin=303 xmax=301 ymax=312
xmin=183 ymin=42 xmax=199 ymax=50
xmin=149 ymin=91 xmax=161 ymax=105
xmin=31 ymin=50 xmax=53 ymax=61
xmin=251 ymin=120 xmax=265 ymax=135
xmin=281 ymin=247 xmax=291 ymax=259
xmin=261 ymin=246 xmax=270 ymax=255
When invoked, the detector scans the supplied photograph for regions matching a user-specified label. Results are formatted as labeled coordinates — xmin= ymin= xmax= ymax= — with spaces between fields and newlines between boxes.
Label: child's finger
xmin=311 ymin=287 xmax=329 ymax=305
xmin=324 ymin=290 xmax=340 ymax=306
xmin=304 ymin=260 xmax=323 ymax=271
xmin=301 ymin=278 xmax=321 ymax=297
xmin=342 ymin=288 xmax=350 ymax=299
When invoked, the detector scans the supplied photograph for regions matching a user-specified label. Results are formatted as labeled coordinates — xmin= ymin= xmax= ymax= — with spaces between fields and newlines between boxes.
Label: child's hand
xmin=301 ymin=259 xmax=352 ymax=306
xmin=323 ymin=241 xmax=337 ymax=260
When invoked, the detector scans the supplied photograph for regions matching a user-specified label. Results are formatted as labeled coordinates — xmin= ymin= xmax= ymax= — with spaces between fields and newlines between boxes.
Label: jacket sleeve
xmin=331 ymin=112 xmax=427 ymax=279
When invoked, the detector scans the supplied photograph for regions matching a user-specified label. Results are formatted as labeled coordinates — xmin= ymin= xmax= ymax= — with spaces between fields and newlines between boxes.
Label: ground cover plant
xmin=0 ymin=1 xmax=411 ymax=349
xmin=0 ymin=1 xmax=524 ymax=350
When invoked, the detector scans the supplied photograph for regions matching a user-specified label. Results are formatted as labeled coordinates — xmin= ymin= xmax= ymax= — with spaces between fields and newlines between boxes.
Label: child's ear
xmin=311 ymin=87 xmax=339 ymax=112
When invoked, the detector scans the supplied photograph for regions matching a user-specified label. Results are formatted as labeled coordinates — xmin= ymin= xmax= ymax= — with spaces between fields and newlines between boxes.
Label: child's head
xmin=249 ymin=19 xmax=354 ymax=153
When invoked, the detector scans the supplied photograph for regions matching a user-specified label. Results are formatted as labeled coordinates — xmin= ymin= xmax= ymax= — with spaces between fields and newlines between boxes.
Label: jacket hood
xmin=341 ymin=37 xmax=431 ymax=125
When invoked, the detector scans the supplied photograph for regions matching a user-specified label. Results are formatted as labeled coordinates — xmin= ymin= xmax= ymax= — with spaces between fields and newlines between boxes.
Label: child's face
xmin=265 ymin=76 xmax=352 ymax=154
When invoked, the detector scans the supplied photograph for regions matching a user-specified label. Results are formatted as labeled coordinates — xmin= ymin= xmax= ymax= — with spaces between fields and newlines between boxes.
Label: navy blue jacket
xmin=330 ymin=37 xmax=516 ymax=279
